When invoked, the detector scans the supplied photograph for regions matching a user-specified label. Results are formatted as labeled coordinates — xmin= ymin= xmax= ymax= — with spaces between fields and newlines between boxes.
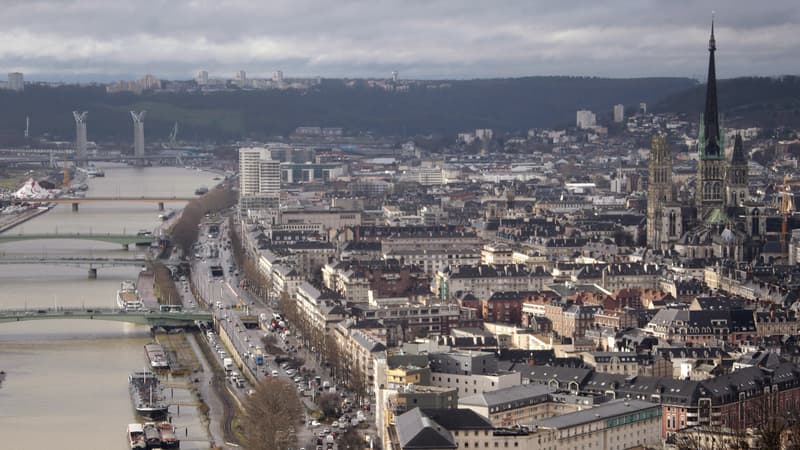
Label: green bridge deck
xmin=0 ymin=308 xmax=212 ymax=327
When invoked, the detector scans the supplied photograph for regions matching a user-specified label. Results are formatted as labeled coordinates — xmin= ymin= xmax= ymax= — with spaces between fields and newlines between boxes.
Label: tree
xmin=338 ymin=429 xmax=363 ymax=450
xmin=317 ymin=392 xmax=340 ymax=419
xmin=241 ymin=377 xmax=303 ymax=450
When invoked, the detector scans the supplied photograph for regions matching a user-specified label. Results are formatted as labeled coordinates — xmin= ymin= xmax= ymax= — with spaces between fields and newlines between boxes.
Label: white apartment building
xmin=576 ymin=109 xmax=596 ymax=129
xmin=239 ymin=147 xmax=270 ymax=196
xmin=239 ymin=147 xmax=280 ymax=210
xmin=613 ymin=104 xmax=625 ymax=123
xmin=428 ymin=370 xmax=521 ymax=397
xmin=415 ymin=167 xmax=444 ymax=186
xmin=382 ymin=247 xmax=481 ymax=275
xmin=7 ymin=72 xmax=24 ymax=91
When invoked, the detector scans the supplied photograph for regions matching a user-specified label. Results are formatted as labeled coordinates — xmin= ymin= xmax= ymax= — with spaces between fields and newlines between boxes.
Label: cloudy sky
xmin=1 ymin=0 xmax=798 ymax=81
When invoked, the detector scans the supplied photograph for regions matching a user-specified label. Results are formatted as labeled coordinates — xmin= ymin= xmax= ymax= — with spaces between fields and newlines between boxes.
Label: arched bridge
xmin=0 ymin=233 xmax=154 ymax=246
xmin=0 ymin=308 xmax=212 ymax=327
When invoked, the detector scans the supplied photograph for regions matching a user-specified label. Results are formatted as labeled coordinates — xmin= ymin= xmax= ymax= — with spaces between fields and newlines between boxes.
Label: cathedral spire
xmin=701 ymin=16 xmax=721 ymax=158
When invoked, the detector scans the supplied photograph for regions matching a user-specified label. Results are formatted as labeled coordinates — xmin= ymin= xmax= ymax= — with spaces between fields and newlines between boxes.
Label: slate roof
xmin=459 ymin=384 xmax=554 ymax=410
xmin=526 ymin=366 xmax=593 ymax=386
xmin=395 ymin=408 xmax=457 ymax=449
xmin=351 ymin=331 xmax=387 ymax=353
xmin=420 ymin=409 xmax=494 ymax=430
xmin=535 ymin=399 xmax=659 ymax=429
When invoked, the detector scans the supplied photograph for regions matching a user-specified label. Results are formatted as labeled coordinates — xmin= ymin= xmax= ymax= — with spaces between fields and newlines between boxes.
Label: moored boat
xmin=143 ymin=422 xmax=162 ymax=448
xmin=157 ymin=421 xmax=180 ymax=448
xmin=117 ymin=281 xmax=145 ymax=311
xmin=126 ymin=423 xmax=147 ymax=449
xmin=144 ymin=343 xmax=169 ymax=369
xmin=128 ymin=371 xmax=168 ymax=419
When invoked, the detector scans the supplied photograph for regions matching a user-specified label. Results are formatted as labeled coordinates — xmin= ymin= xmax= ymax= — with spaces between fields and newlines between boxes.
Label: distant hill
xmin=0 ymin=77 xmax=696 ymax=143
xmin=654 ymin=76 xmax=800 ymax=129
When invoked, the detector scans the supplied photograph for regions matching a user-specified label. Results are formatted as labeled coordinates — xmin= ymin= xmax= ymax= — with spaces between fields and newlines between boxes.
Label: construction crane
xmin=780 ymin=174 xmax=794 ymax=259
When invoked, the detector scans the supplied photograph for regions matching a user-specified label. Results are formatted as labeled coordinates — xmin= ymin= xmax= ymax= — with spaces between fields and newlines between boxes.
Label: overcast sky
xmin=1 ymin=0 xmax=798 ymax=81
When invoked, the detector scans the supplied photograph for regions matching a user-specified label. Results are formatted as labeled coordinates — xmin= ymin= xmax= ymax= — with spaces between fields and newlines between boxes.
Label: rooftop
xmin=535 ymin=399 xmax=659 ymax=430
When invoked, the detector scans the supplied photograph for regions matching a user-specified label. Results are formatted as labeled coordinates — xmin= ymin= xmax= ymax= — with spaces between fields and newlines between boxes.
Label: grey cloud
xmin=0 ymin=0 xmax=798 ymax=80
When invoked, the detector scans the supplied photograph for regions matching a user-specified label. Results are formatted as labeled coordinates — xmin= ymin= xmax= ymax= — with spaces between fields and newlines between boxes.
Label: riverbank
xmin=0 ymin=207 xmax=51 ymax=234
xmin=155 ymin=331 xmax=213 ymax=449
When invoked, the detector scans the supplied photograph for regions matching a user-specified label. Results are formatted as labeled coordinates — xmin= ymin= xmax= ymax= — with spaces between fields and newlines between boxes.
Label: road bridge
xmin=20 ymin=196 xmax=196 ymax=211
xmin=0 ymin=233 xmax=154 ymax=247
xmin=0 ymin=256 xmax=146 ymax=268
xmin=0 ymin=308 xmax=212 ymax=327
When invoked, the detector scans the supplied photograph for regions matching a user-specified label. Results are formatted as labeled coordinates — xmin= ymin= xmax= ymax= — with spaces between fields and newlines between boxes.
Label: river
xmin=0 ymin=163 xmax=218 ymax=449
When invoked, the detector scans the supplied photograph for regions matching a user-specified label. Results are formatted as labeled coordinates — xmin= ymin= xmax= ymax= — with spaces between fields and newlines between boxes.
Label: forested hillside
xmin=0 ymin=77 xmax=695 ymax=143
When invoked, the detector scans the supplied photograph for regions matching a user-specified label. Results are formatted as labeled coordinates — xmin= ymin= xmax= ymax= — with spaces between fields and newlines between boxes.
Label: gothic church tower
xmin=647 ymin=135 xmax=673 ymax=250
xmin=696 ymin=19 xmax=726 ymax=219
xmin=725 ymin=134 xmax=749 ymax=206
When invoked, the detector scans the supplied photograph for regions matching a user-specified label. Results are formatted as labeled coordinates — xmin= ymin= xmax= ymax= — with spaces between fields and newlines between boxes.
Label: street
xmin=176 ymin=215 xmax=375 ymax=449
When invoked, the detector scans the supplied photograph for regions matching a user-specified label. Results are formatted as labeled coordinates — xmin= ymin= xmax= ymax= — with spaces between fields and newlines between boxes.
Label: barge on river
xmin=128 ymin=371 xmax=168 ymax=419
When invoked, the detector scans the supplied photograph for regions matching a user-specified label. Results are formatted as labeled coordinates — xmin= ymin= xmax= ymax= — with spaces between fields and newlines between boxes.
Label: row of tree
xmin=150 ymin=260 xmax=179 ymax=305
xmin=228 ymin=215 xmax=272 ymax=300
xmin=169 ymin=185 xmax=236 ymax=255
xmin=277 ymin=290 xmax=370 ymax=407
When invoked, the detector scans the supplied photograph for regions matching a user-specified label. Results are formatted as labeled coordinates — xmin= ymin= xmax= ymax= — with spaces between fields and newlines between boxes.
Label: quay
xmin=0 ymin=207 xmax=51 ymax=234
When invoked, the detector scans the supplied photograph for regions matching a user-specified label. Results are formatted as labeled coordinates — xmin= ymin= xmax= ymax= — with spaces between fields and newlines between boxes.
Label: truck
xmin=255 ymin=347 xmax=264 ymax=365
xmin=223 ymin=358 xmax=234 ymax=371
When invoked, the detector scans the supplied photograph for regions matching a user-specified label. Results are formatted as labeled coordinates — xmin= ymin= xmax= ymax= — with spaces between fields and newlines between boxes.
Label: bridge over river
xmin=0 ymin=232 xmax=155 ymax=247
xmin=21 ymin=196 xmax=195 ymax=212
xmin=0 ymin=308 xmax=212 ymax=327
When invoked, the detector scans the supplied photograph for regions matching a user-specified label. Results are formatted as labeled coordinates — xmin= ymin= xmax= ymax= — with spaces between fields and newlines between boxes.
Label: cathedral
xmin=647 ymin=21 xmax=767 ymax=262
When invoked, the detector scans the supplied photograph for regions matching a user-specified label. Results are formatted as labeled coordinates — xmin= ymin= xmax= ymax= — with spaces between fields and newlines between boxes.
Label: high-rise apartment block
xmin=235 ymin=70 xmax=247 ymax=87
xmin=7 ymin=72 xmax=24 ymax=91
xmin=576 ymin=110 xmax=596 ymax=129
xmin=613 ymin=104 xmax=625 ymax=123
xmin=239 ymin=147 xmax=281 ymax=210
xmin=197 ymin=70 xmax=209 ymax=85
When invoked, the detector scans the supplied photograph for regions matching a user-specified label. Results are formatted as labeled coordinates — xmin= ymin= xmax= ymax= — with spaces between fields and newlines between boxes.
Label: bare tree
xmin=338 ymin=429 xmax=363 ymax=450
xmin=241 ymin=377 xmax=303 ymax=450
xmin=317 ymin=392 xmax=339 ymax=419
